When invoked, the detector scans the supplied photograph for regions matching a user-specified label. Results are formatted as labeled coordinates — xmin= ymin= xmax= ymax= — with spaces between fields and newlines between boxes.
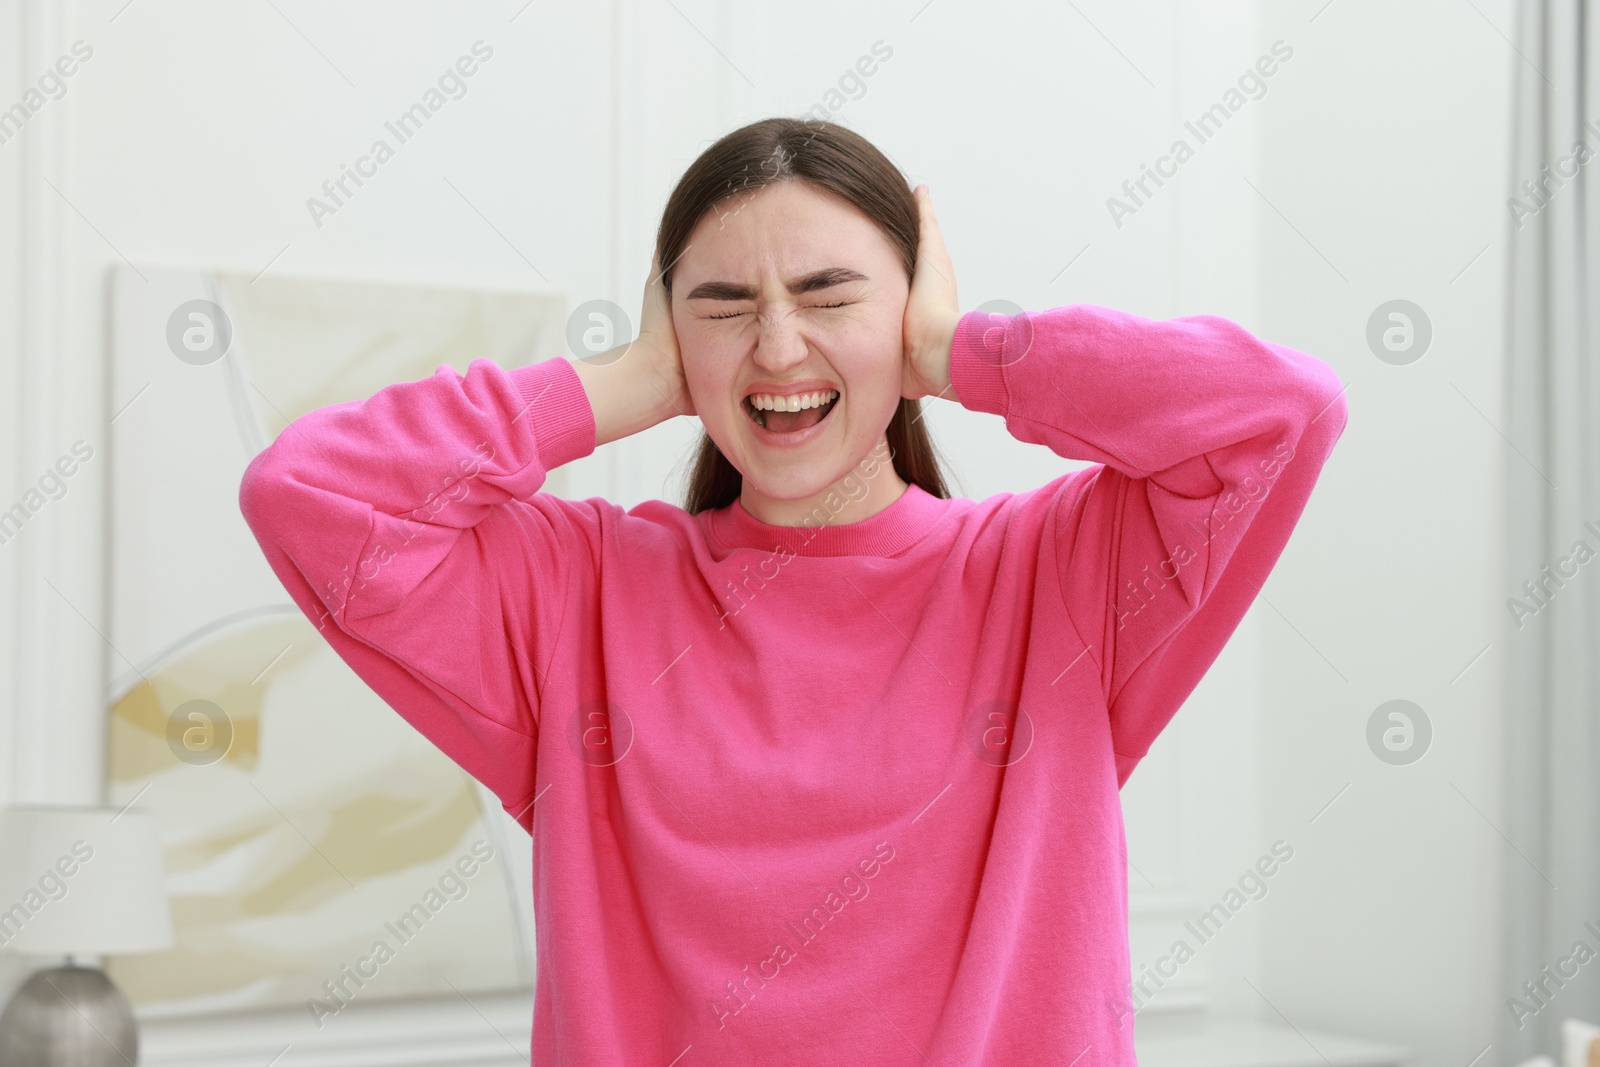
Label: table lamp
xmin=0 ymin=805 xmax=173 ymax=1066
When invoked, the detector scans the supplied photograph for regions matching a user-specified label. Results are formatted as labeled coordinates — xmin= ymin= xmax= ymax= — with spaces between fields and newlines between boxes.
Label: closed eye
xmin=707 ymin=301 xmax=850 ymax=321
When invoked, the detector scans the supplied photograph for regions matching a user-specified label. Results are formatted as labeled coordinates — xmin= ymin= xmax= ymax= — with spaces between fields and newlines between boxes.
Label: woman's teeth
xmin=744 ymin=389 xmax=840 ymax=432
xmin=748 ymin=389 xmax=839 ymax=412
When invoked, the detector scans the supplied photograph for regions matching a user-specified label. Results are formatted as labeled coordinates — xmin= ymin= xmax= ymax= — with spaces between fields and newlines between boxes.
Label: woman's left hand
xmin=901 ymin=184 xmax=964 ymax=402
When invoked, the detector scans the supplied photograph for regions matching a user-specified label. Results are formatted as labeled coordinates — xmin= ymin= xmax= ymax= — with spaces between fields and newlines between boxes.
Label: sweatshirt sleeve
xmin=237 ymin=355 xmax=599 ymax=830
xmin=947 ymin=304 xmax=1348 ymax=787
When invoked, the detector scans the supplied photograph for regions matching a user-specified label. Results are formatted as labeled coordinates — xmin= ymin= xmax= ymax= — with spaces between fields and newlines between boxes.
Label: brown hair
xmin=655 ymin=117 xmax=951 ymax=515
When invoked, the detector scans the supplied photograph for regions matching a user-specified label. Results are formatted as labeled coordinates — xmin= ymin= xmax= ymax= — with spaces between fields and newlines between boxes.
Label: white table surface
xmin=1135 ymin=1019 xmax=1410 ymax=1067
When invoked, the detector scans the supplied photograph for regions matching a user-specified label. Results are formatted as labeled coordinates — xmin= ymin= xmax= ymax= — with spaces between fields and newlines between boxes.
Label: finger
xmin=916 ymin=184 xmax=941 ymax=237
xmin=914 ymin=188 xmax=951 ymax=270
xmin=913 ymin=208 xmax=956 ymax=300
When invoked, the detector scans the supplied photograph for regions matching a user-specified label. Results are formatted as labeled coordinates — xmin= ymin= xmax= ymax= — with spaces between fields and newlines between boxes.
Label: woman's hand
xmin=635 ymin=250 xmax=696 ymax=418
xmin=901 ymin=184 xmax=963 ymax=402
xmin=573 ymin=253 xmax=694 ymax=447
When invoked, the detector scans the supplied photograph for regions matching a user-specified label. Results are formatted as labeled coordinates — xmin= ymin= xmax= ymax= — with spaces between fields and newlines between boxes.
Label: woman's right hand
xmin=572 ymin=252 xmax=694 ymax=447
xmin=636 ymin=251 xmax=696 ymax=418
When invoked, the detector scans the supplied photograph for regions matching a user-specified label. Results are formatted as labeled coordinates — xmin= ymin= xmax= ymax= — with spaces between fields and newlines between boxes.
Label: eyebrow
xmin=684 ymin=267 xmax=869 ymax=302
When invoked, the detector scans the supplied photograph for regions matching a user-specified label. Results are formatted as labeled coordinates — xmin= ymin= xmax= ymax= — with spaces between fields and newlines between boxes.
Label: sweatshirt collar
xmin=704 ymin=481 xmax=949 ymax=558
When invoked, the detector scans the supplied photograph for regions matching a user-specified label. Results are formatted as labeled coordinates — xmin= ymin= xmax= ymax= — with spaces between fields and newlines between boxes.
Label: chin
xmin=734 ymin=464 xmax=834 ymax=503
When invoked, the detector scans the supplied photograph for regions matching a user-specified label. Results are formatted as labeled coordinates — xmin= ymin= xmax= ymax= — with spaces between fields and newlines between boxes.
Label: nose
xmin=752 ymin=305 xmax=809 ymax=374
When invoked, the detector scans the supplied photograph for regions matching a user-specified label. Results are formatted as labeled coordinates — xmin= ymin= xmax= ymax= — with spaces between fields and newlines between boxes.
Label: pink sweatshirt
xmin=238 ymin=304 xmax=1347 ymax=1064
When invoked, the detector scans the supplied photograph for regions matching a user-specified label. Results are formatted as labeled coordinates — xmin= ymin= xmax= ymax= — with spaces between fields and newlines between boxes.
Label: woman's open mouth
xmin=743 ymin=389 xmax=840 ymax=436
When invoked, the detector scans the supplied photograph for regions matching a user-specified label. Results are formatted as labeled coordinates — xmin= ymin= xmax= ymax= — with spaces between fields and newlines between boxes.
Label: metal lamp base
xmin=0 ymin=964 xmax=137 ymax=1066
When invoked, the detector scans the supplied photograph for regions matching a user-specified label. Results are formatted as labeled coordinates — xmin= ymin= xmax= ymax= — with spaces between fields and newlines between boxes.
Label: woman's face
xmin=671 ymin=179 xmax=909 ymax=503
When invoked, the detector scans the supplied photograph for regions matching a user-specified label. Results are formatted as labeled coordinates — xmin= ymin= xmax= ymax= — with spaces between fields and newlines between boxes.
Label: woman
xmin=239 ymin=118 xmax=1348 ymax=1064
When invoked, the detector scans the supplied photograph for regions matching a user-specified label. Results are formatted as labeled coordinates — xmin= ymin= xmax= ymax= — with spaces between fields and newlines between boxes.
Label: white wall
xmin=1254 ymin=0 xmax=1513 ymax=1059
xmin=0 ymin=0 xmax=1515 ymax=1062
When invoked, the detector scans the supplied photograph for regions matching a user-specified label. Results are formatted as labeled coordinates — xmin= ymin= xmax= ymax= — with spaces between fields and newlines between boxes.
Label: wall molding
xmin=4 ymin=0 xmax=103 ymax=809
xmin=0 ymin=0 xmax=69 ymax=1013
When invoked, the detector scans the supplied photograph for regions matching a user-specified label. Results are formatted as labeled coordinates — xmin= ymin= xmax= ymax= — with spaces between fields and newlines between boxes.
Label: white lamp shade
xmin=0 ymin=805 xmax=173 ymax=956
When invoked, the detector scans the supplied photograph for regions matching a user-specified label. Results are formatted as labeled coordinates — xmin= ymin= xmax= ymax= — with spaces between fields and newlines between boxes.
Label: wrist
xmin=573 ymin=346 xmax=675 ymax=447
xmin=923 ymin=309 xmax=962 ymax=398
xmin=945 ymin=309 xmax=1010 ymax=416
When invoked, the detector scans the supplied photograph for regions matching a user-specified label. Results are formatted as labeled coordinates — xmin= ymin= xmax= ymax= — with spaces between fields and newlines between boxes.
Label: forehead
xmin=677 ymin=180 xmax=896 ymax=279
